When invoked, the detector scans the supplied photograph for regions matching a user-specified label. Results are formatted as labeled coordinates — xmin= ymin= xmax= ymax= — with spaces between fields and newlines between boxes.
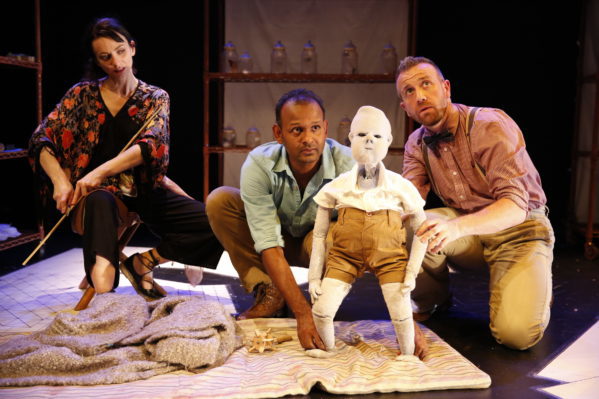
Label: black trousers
xmin=80 ymin=188 xmax=224 ymax=289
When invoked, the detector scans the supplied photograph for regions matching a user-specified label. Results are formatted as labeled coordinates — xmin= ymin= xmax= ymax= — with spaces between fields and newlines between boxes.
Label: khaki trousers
xmin=325 ymin=207 xmax=409 ymax=285
xmin=205 ymin=186 xmax=334 ymax=293
xmin=410 ymin=206 xmax=554 ymax=350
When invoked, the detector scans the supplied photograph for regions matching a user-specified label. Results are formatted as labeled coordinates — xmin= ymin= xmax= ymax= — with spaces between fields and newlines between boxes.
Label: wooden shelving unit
xmin=0 ymin=149 xmax=29 ymax=160
xmin=568 ymin=0 xmax=598 ymax=260
xmin=201 ymin=0 xmax=416 ymax=199
xmin=206 ymin=72 xmax=396 ymax=83
xmin=0 ymin=0 xmax=44 ymax=253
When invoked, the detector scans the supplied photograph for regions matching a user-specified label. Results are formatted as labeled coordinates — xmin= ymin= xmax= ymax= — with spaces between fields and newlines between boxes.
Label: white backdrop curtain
xmin=221 ymin=0 xmax=410 ymax=187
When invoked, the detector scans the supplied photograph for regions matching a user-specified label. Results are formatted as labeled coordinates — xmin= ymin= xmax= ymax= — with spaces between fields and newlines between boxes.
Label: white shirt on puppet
xmin=313 ymin=162 xmax=425 ymax=215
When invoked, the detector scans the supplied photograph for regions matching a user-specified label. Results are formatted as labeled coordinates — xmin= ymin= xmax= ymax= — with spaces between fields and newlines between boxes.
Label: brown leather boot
xmin=413 ymin=296 xmax=452 ymax=322
xmin=236 ymin=283 xmax=285 ymax=320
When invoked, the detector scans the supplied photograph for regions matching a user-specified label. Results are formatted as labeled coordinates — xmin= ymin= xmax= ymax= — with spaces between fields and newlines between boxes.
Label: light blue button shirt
xmin=240 ymin=138 xmax=354 ymax=253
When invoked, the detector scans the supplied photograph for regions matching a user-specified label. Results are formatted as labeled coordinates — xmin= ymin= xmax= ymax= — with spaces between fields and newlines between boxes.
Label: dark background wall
xmin=414 ymin=0 xmax=582 ymax=244
xmin=2 ymin=0 xmax=582 ymax=246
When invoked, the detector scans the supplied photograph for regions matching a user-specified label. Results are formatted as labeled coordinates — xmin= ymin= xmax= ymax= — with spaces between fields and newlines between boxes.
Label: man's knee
xmin=205 ymin=186 xmax=240 ymax=220
xmin=491 ymin=319 xmax=546 ymax=350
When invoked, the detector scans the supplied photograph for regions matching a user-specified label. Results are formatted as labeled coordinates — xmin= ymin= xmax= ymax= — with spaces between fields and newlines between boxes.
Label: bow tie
xmin=423 ymin=131 xmax=454 ymax=156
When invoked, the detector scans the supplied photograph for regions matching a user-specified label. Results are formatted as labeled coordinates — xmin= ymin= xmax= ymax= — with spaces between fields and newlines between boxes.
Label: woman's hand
xmin=71 ymin=169 xmax=106 ymax=206
xmin=39 ymin=147 xmax=74 ymax=214
xmin=53 ymin=177 xmax=74 ymax=214
xmin=161 ymin=176 xmax=193 ymax=199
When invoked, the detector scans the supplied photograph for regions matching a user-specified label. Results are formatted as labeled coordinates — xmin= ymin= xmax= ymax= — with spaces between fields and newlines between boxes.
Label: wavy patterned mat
xmin=0 ymin=318 xmax=490 ymax=398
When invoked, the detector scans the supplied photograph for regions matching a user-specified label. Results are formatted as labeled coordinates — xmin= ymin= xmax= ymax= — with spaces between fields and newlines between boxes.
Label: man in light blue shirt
xmin=206 ymin=89 xmax=353 ymax=350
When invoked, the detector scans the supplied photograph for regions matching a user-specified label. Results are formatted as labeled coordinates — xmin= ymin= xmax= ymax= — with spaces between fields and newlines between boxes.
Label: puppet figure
xmin=306 ymin=106 xmax=427 ymax=359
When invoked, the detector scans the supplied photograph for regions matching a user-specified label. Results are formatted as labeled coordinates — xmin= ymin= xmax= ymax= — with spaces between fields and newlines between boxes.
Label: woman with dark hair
xmin=29 ymin=17 xmax=223 ymax=298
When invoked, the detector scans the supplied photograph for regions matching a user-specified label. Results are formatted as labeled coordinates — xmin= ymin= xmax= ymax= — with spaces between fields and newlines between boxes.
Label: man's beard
xmin=415 ymin=105 xmax=445 ymax=127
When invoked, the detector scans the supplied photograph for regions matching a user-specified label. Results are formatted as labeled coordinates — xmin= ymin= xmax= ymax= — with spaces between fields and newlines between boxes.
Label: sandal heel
xmin=120 ymin=253 xmax=165 ymax=300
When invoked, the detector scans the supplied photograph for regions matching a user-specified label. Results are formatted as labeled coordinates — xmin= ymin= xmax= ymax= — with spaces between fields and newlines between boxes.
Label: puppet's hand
xmin=400 ymin=279 xmax=415 ymax=294
xmin=309 ymin=279 xmax=323 ymax=304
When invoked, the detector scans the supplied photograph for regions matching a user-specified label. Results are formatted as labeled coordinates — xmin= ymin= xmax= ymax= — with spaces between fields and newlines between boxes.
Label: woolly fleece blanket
xmin=0 ymin=293 xmax=242 ymax=386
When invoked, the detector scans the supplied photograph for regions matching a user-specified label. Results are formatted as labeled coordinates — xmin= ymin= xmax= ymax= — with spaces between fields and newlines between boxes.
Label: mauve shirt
xmin=402 ymin=104 xmax=546 ymax=214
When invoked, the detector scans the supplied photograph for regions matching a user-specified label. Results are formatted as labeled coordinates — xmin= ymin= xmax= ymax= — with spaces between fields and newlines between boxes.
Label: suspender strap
xmin=467 ymin=107 xmax=480 ymax=134
xmin=465 ymin=107 xmax=487 ymax=179
xmin=421 ymin=106 xmax=484 ymax=206
xmin=421 ymin=136 xmax=448 ymax=206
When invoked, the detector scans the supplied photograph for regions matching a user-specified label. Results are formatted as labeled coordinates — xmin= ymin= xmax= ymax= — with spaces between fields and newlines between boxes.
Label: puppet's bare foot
xmin=395 ymin=354 xmax=421 ymax=362
xmin=305 ymin=348 xmax=335 ymax=358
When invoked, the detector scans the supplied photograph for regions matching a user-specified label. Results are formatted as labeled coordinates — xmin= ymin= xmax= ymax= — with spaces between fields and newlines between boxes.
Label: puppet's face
xmin=349 ymin=106 xmax=392 ymax=165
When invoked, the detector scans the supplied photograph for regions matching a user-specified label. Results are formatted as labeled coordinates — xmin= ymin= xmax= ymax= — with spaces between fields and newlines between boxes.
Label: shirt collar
xmin=349 ymin=161 xmax=388 ymax=188
xmin=423 ymin=127 xmax=454 ymax=138
xmin=422 ymin=103 xmax=469 ymax=138
xmin=272 ymin=141 xmax=335 ymax=180
xmin=273 ymin=145 xmax=290 ymax=174
xmin=321 ymin=142 xmax=336 ymax=180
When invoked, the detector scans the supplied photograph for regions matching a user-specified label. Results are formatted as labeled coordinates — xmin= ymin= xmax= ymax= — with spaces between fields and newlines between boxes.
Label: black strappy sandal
xmin=120 ymin=251 xmax=165 ymax=300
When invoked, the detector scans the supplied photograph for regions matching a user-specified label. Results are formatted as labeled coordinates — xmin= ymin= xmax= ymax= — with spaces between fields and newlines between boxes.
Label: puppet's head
xmin=348 ymin=106 xmax=392 ymax=166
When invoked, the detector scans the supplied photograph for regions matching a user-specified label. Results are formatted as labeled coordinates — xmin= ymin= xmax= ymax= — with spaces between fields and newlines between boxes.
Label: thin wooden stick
xmin=22 ymin=105 xmax=163 ymax=266
xmin=118 ymin=106 xmax=162 ymax=155
xmin=22 ymin=212 xmax=68 ymax=265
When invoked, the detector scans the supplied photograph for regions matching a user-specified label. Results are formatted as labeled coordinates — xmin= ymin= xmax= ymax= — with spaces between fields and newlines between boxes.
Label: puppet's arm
xmin=404 ymin=209 xmax=427 ymax=291
xmin=308 ymin=206 xmax=332 ymax=303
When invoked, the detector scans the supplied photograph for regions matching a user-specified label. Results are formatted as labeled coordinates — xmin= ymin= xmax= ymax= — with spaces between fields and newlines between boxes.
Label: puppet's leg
xmin=306 ymin=277 xmax=351 ymax=358
xmin=381 ymin=282 xmax=415 ymax=357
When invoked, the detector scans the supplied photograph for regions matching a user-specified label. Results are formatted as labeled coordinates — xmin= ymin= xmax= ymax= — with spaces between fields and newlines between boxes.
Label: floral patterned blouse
xmin=28 ymin=79 xmax=170 ymax=197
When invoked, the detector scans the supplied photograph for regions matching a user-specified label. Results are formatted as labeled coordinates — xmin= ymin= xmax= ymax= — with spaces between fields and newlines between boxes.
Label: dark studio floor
xmin=0 ymin=226 xmax=597 ymax=399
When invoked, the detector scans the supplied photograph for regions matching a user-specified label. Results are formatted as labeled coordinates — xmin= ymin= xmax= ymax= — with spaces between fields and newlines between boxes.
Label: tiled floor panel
xmin=0 ymin=244 xmax=597 ymax=399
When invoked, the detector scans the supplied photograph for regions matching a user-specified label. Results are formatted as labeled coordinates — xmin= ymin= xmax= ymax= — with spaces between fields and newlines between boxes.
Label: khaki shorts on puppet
xmin=324 ymin=207 xmax=409 ymax=285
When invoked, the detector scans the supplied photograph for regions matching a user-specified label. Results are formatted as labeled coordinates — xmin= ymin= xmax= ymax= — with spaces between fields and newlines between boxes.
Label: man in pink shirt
xmin=397 ymin=56 xmax=554 ymax=350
